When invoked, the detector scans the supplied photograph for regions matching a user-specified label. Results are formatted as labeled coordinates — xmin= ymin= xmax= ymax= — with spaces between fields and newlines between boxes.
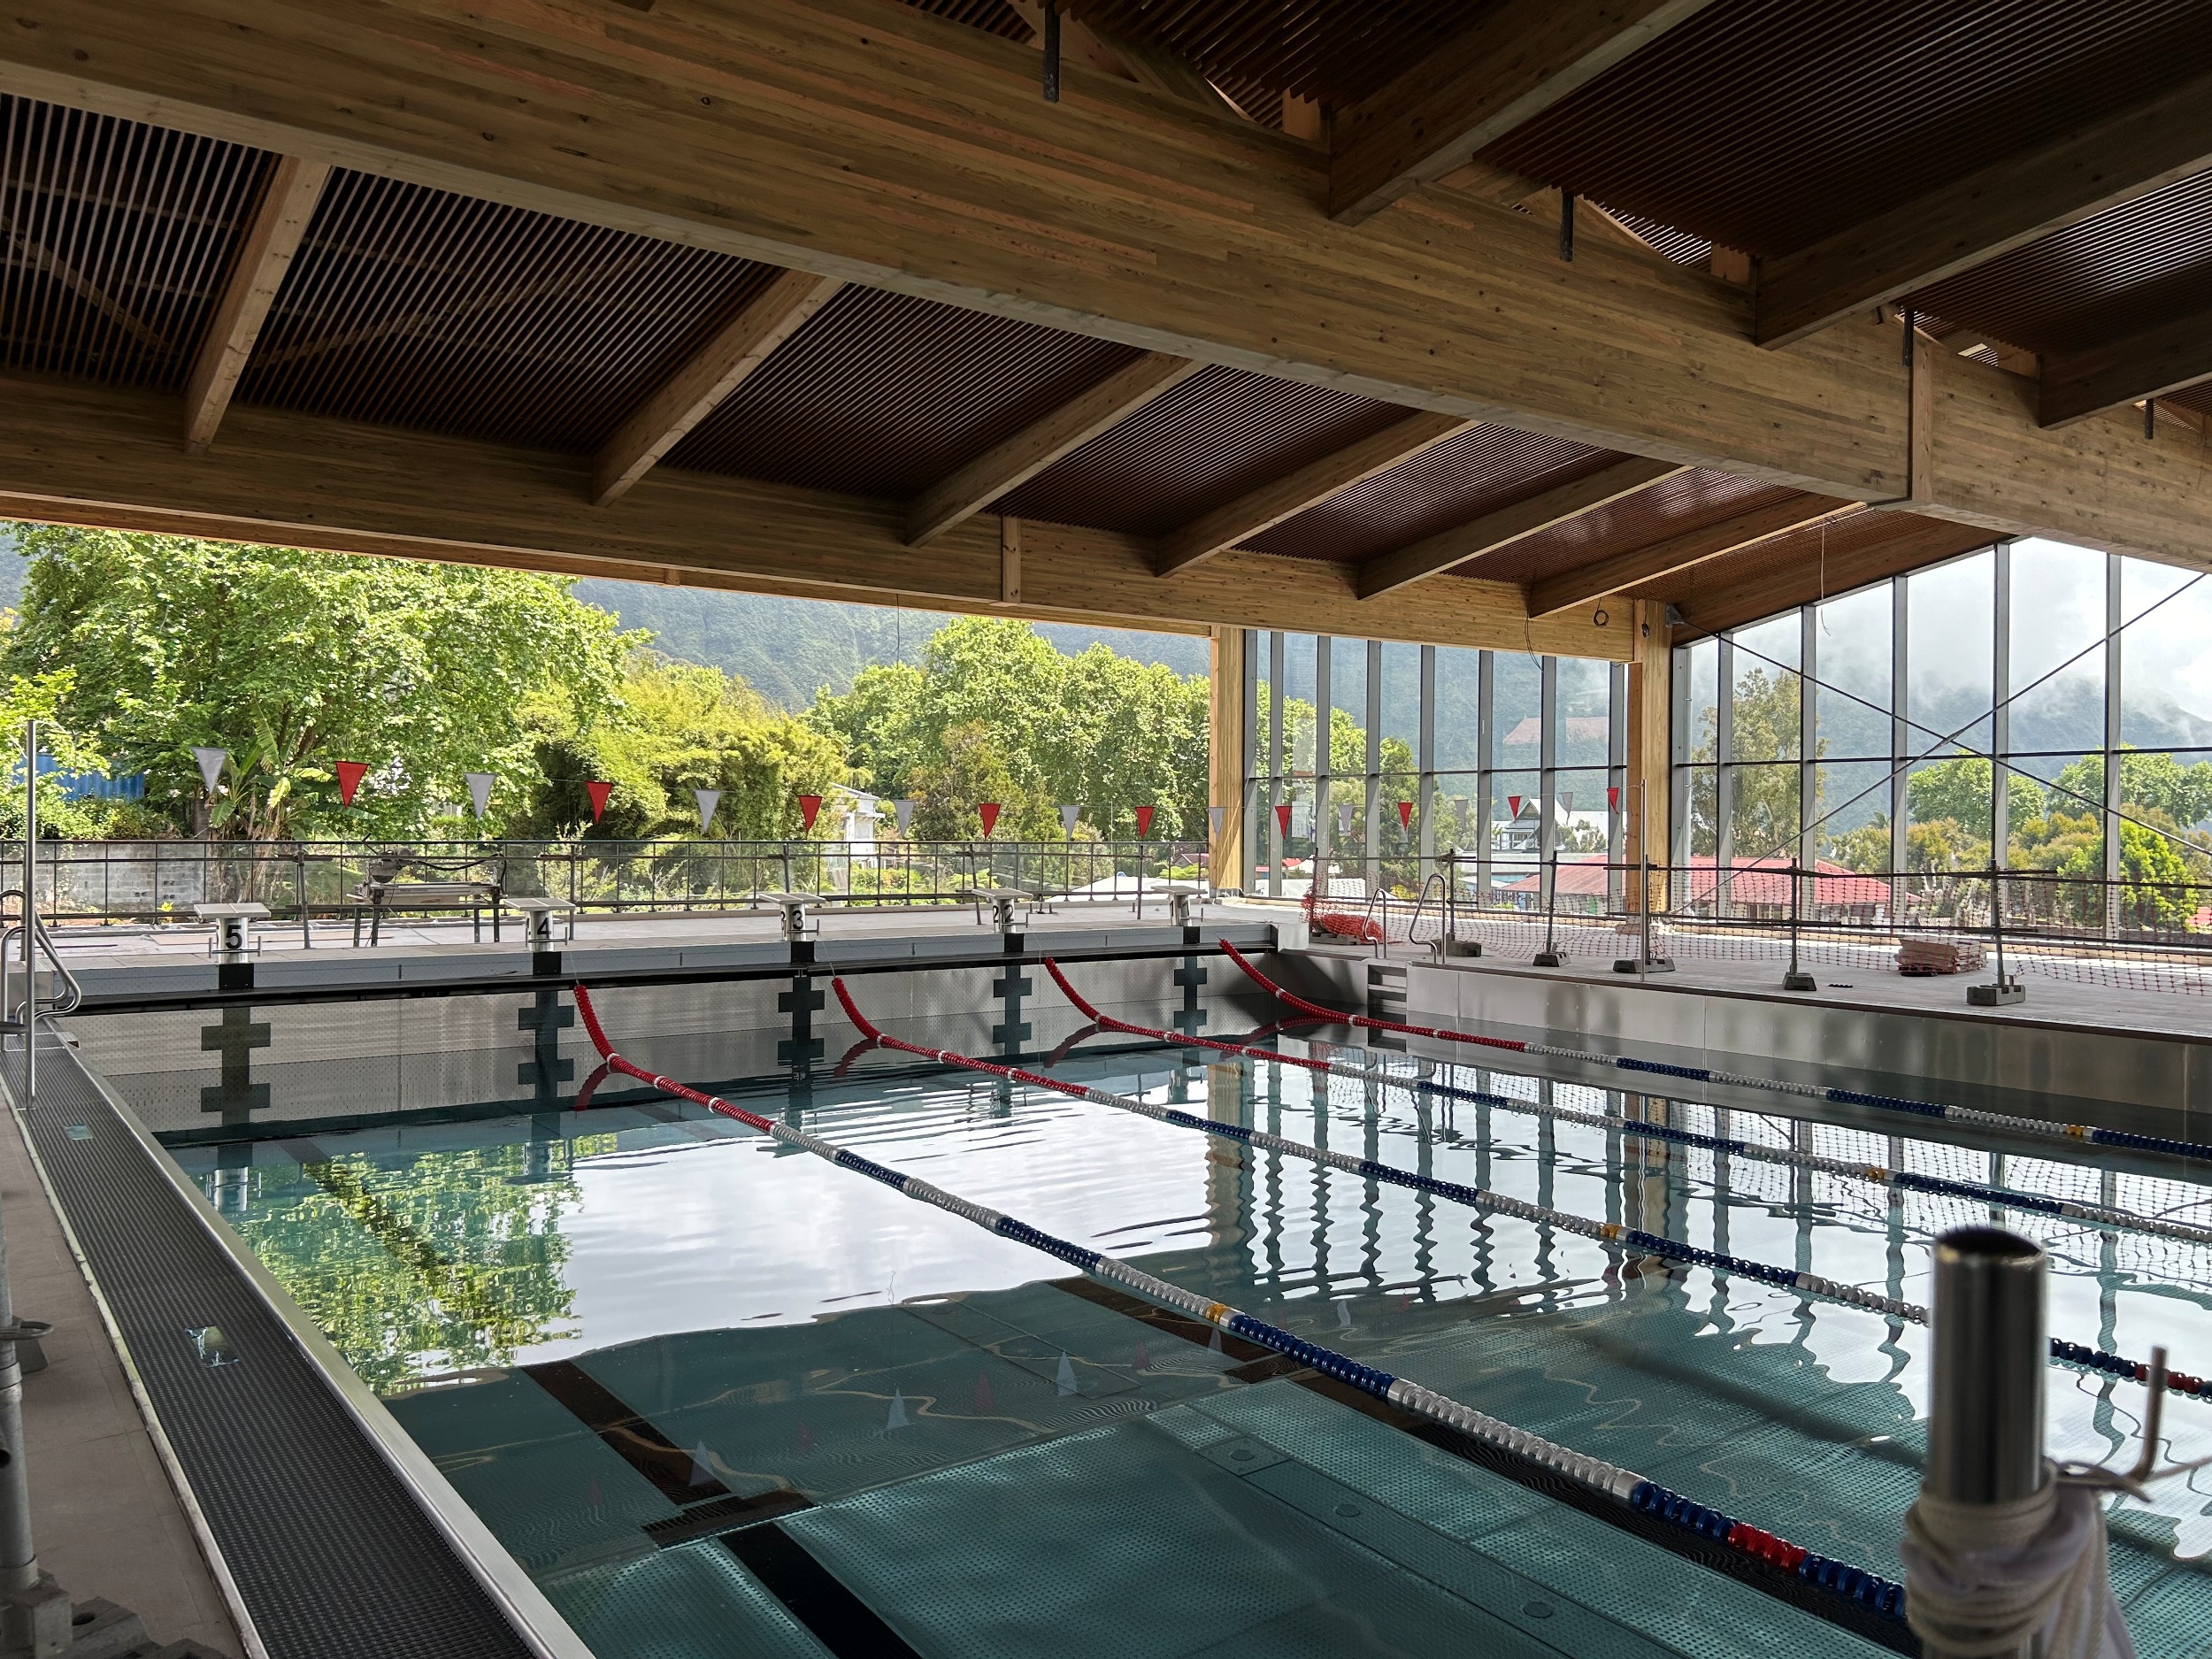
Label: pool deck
xmin=0 ymin=1103 xmax=242 ymax=1655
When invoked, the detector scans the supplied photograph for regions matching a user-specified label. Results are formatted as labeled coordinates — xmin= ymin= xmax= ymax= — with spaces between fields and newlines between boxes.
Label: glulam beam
xmin=593 ymin=267 xmax=841 ymax=505
xmin=1525 ymin=495 xmax=1862 ymax=618
xmin=182 ymin=154 xmax=329 ymax=455
xmin=1329 ymin=0 xmax=1717 ymax=224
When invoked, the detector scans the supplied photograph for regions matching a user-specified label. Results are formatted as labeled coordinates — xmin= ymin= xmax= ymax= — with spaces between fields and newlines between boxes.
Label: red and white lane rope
xmin=1220 ymin=941 xmax=2212 ymax=1165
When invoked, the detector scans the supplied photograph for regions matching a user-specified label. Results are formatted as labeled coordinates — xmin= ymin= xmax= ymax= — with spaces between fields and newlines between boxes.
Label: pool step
xmin=1366 ymin=963 xmax=1408 ymax=1048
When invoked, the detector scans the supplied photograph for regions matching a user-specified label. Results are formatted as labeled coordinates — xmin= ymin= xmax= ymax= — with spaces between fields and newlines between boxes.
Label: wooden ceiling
xmin=0 ymin=0 xmax=2207 ymax=653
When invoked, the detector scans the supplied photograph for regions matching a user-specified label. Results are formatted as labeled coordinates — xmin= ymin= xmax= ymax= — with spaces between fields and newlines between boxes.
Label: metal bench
xmin=347 ymin=851 xmax=507 ymax=946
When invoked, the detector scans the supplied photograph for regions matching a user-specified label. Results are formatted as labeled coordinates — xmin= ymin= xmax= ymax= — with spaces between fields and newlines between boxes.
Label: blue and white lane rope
xmin=1221 ymin=941 xmax=2212 ymax=1165
xmin=588 ymin=979 xmax=1910 ymax=1625
xmin=1031 ymin=963 xmax=2212 ymax=1408
xmin=1041 ymin=961 xmax=2212 ymax=1254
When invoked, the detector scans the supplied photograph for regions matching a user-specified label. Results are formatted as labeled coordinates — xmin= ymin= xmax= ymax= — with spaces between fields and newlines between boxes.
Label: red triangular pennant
xmin=1275 ymin=803 xmax=1293 ymax=837
xmin=1508 ymin=795 xmax=1523 ymax=818
xmin=334 ymin=760 xmax=368 ymax=807
xmin=1134 ymin=804 xmax=1156 ymax=838
xmin=798 ymin=793 xmax=823 ymax=832
xmin=978 ymin=802 xmax=1001 ymax=838
xmin=585 ymin=780 xmax=612 ymax=822
xmin=1396 ymin=801 xmax=1413 ymax=832
xmin=1608 ymin=786 xmax=1621 ymax=810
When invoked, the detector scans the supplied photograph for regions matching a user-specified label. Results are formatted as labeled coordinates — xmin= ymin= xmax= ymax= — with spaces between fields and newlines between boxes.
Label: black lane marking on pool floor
xmin=724 ymin=1524 xmax=926 ymax=1659
xmin=643 ymin=1486 xmax=815 ymax=1547
xmin=523 ymin=1358 xmax=733 ymax=1504
xmin=1048 ymin=1278 xmax=1916 ymax=1657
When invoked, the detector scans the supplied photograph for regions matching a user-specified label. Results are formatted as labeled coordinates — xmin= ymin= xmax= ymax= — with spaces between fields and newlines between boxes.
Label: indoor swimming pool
xmin=78 ymin=972 xmax=2212 ymax=1659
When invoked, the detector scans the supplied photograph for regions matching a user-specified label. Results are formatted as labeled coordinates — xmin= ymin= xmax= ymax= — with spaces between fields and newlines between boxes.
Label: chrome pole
xmin=0 ymin=719 xmax=43 ymax=1613
xmin=18 ymin=723 xmax=31 ymax=1106
xmin=1919 ymin=1226 xmax=2047 ymax=1659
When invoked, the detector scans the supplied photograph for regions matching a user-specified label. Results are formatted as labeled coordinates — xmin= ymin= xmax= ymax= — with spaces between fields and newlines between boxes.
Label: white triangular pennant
xmin=1056 ymin=1353 xmax=1078 ymax=1396
xmin=192 ymin=746 xmax=228 ymax=793
xmin=885 ymin=1389 xmax=909 ymax=1431
xmin=1558 ymin=791 xmax=1574 ymax=814
xmin=694 ymin=787 xmax=722 ymax=833
xmin=688 ymin=1441 xmax=716 ymax=1487
xmin=1059 ymin=803 xmax=1081 ymax=834
xmin=464 ymin=772 xmax=495 ymax=818
xmin=894 ymin=799 xmax=916 ymax=835
xmin=1209 ymin=805 xmax=1225 ymax=839
xmin=1336 ymin=803 xmax=1355 ymax=837
xmin=1336 ymin=1299 xmax=1353 ymax=1329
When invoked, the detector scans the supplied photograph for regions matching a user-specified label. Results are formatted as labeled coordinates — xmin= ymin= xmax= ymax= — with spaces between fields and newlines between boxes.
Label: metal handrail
xmin=0 ymin=887 xmax=83 ymax=1026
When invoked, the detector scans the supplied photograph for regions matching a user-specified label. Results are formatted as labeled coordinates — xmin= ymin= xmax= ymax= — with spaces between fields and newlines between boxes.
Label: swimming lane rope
xmin=570 ymin=981 xmax=1907 ymax=1625
xmin=1033 ymin=961 xmax=2212 ymax=1407
xmin=1220 ymin=941 xmax=2212 ymax=1166
xmin=1038 ymin=962 xmax=2212 ymax=1255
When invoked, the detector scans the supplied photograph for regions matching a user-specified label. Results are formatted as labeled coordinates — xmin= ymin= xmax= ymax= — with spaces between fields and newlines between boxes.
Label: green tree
xmin=5 ymin=526 xmax=638 ymax=840
xmin=812 ymin=617 xmax=1210 ymax=838
xmin=1829 ymin=816 xmax=1893 ymax=874
xmin=1905 ymin=757 xmax=2042 ymax=856
xmin=511 ymin=654 xmax=850 ymax=840
xmin=232 ymin=1139 xmax=611 ymax=1394
xmin=2049 ymin=750 xmax=2212 ymax=832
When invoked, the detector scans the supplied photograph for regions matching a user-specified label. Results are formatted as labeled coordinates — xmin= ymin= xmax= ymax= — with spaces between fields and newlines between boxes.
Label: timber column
xmin=1625 ymin=600 xmax=1672 ymax=911
xmin=1208 ymin=626 xmax=1247 ymax=894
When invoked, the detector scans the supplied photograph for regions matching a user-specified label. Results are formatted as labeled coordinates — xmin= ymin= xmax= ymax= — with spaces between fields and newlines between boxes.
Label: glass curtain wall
xmin=1669 ymin=537 xmax=2212 ymax=927
xmin=1243 ymin=634 xmax=1624 ymax=901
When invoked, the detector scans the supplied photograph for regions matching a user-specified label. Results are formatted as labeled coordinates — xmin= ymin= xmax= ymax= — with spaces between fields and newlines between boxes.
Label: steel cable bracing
xmin=1221 ymin=941 xmax=2212 ymax=1169
xmin=568 ymin=981 xmax=1909 ymax=1626
xmin=1041 ymin=957 xmax=2212 ymax=1407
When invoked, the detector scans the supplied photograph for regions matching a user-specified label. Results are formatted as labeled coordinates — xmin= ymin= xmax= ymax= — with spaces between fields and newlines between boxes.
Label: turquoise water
xmin=148 ymin=1002 xmax=2212 ymax=1658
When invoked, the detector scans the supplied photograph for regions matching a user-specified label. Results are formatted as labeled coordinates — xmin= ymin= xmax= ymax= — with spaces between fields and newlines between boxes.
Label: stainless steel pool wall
xmin=1281 ymin=949 xmax=2212 ymax=1137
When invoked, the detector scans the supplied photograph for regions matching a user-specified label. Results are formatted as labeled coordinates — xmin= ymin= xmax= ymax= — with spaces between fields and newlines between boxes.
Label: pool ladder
xmin=0 ymin=886 xmax=83 ymax=1102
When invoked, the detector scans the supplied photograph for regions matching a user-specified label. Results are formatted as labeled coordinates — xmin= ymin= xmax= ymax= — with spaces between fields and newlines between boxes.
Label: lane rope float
xmin=571 ymin=981 xmax=1909 ymax=1626
xmin=1039 ymin=960 xmax=2212 ymax=1255
xmin=1220 ymin=941 xmax=2212 ymax=1166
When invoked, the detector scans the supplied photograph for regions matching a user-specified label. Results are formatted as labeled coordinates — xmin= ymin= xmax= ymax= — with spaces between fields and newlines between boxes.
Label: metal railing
xmin=1275 ymin=853 xmax=2212 ymax=995
xmin=3 ymin=837 xmax=1210 ymax=926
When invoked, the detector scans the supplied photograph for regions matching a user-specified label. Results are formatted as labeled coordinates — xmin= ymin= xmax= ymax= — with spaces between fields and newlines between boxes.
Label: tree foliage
xmin=5 ymin=526 xmax=638 ymax=840
xmin=511 ymin=654 xmax=850 ymax=840
xmin=813 ymin=617 xmax=1209 ymax=838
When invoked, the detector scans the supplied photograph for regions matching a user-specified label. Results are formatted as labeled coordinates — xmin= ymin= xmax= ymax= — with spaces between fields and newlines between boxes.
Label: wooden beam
xmin=1330 ymin=0 xmax=1718 ymax=224
xmin=593 ymin=267 xmax=841 ymax=505
xmin=1624 ymin=596 xmax=1670 ymax=887
xmin=1670 ymin=516 xmax=1999 ymax=640
xmin=1355 ymin=457 xmax=1687 ymax=599
xmin=181 ymin=155 xmax=329 ymax=455
xmin=1525 ymin=495 xmax=1862 ymax=618
xmin=1207 ymin=625 xmax=1247 ymax=891
xmin=2039 ymin=306 xmax=2212 ymax=428
xmin=1757 ymin=70 xmax=2212 ymax=347
xmin=9 ymin=1 xmax=2212 ymax=568
xmin=0 ymin=369 xmax=1631 ymax=659
xmin=1154 ymin=411 xmax=1472 ymax=576
xmin=906 ymin=351 xmax=1198 ymax=546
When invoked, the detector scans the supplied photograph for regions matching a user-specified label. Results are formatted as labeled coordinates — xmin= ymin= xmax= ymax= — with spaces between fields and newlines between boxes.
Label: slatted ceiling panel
xmin=0 ymin=96 xmax=266 ymax=389
xmin=1069 ymin=0 xmax=1484 ymax=108
xmin=1451 ymin=466 xmax=1792 ymax=586
xmin=900 ymin=0 xmax=1033 ymax=40
xmin=1599 ymin=207 xmax=1710 ymax=267
xmin=1247 ymin=428 xmax=1617 ymax=563
xmin=1483 ymin=0 xmax=2212 ymax=260
xmin=997 ymin=365 xmax=1408 ymax=534
xmin=1909 ymin=167 xmax=2212 ymax=355
xmin=239 ymin=170 xmax=764 ymax=454
xmin=665 ymin=286 xmax=1141 ymax=497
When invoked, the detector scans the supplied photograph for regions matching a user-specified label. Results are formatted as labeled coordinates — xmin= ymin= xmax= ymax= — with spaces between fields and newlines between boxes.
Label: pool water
xmin=135 ymin=995 xmax=2212 ymax=1659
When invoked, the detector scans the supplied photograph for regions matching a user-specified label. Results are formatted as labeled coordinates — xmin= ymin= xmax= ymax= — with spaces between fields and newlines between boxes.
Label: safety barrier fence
xmin=572 ymin=979 xmax=1911 ymax=1628
xmin=0 ymin=838 xmax=1206 ymax=926
xmin=1286 ymin=856 xmax=2212 ymax=996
